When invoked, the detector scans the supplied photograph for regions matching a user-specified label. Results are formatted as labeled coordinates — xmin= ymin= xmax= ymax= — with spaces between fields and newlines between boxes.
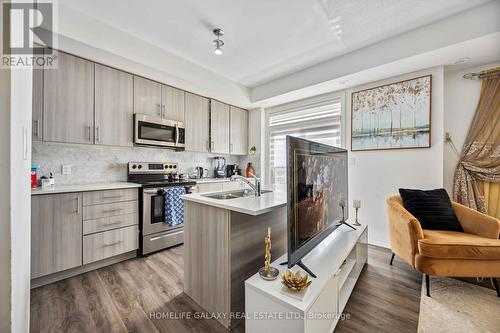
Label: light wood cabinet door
xmin=162 ymin=85 xmax=185 ymax=122
xmin=185 ymin=92 xmax=210 ymax=152
xmin=31 ymin=193 xmax=83 ymax=278
xmin=133 ymin=76 xmax=162 ymax=117
xmin=43 ymin=50 xmax=94 ymax=144
xmin=32 ymin=59 xmax=43 ymax=141
xmin=95 ymin=64 xmax=134 ymax=146
xmin=230 ymin=106 xmax=248 ymax=155
xmin=210 ymin=100 xmax=230 ymax=154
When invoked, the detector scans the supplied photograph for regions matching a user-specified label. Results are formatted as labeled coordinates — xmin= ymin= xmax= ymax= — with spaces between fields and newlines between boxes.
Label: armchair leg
xmin=491 ymin=278 xmax=500 ymax=297
xmin=425 ymin=274 xmax=431 ymax=297
xmin=390 ymin=252 xmax=395 ymax=266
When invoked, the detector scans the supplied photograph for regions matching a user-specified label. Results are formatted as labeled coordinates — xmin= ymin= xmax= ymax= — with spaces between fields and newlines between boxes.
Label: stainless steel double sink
xmin=202 ymin=189 xmax=272 ymax=200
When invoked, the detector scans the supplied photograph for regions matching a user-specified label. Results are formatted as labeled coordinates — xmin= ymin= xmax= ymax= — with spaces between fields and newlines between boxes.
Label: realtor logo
xmin=1 ymin=0 xmax=58 ymax=68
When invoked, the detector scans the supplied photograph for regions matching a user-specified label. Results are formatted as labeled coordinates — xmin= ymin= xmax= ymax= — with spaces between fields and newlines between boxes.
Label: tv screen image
xmin=286 ymin=136 xmax=349 ymax=277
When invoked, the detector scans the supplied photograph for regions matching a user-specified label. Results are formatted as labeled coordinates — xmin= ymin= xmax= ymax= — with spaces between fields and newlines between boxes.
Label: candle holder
xmin=259 ymin=227 xmax=279 ymax=280
xmin=353 ymin=199 xmax=361 ymax=226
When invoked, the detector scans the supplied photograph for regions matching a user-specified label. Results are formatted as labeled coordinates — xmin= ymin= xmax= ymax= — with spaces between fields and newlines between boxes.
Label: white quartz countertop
xmin=31 ymin=182 xmax=142 ymax=195
xmin=182 ymin=186 xmax=287 ymax=216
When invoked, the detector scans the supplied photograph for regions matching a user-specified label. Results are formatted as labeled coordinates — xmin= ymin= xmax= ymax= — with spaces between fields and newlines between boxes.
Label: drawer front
xmin=83 ymin=225 xmax=138 ymax=264
xmin=83 ymin=200 xmax=137 ymax=220
xmin=83 ymin=213 xmax=138 ymax=235
xmin=83 ymin=188 xmax=138 ymax=206
xmin=142 ymin=229 xmax=184 ymax=255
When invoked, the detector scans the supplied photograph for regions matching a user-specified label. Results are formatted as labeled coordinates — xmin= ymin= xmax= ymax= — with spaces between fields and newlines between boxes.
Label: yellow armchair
xmin=386 ymin=195 xmax=500 ymax=297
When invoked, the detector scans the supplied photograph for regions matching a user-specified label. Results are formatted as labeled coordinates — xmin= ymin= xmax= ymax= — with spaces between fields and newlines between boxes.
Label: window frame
xmin=264 ymin=91 xmax=346 ymax=185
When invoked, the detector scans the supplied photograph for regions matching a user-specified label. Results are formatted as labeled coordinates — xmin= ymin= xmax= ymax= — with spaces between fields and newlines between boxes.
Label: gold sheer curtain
xmin=453 ymin=68 xmax=500 ymax=216
xmin=484 ymin=181 xmax=500 ymax=218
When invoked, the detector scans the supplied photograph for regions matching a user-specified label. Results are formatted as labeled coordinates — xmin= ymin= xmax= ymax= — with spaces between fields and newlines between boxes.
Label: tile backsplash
xmin=32 ymin=142 xmax=246 ymax=185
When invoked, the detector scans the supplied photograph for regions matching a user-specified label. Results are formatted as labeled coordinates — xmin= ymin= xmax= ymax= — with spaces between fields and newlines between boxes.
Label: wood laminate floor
xmin=31 ymin=245 xmax=422 ymax=333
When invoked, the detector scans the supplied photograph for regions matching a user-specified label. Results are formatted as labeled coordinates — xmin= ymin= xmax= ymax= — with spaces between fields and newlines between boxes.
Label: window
xmin=267 ymin=94 xmax=344 ymax=185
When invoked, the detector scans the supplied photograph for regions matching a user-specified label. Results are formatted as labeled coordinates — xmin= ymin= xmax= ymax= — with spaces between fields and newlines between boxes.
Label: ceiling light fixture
xmin=453 ymin=57 xmax=471 ymax=65
xmin=212 ymin=28 xmax=224 ymax=55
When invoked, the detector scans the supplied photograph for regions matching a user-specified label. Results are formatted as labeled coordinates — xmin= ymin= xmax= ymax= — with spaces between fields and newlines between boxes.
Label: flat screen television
xmin=285 ymin=136 xmax=349 ymax=277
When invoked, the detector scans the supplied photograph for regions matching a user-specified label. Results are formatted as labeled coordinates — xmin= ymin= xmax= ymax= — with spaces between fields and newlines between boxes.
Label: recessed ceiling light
xmin=453 ymin=57 xmax=471 ymax=65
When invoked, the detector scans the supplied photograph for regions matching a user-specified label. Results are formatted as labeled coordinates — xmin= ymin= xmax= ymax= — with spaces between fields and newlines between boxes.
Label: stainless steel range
xmin=128 ymin=162 xmax=196 ymax=255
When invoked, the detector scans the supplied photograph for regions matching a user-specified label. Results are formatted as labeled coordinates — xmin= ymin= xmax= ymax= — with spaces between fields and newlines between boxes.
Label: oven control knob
xmin=132 ymin=164 xmax=137 ymax=169
xmin=165 ymin=164 xmax=169 ymax=169
xmin=157 ymin=189 xmax=166 ymax=195
xmin=173 ymin=165 xmax=177 ymax=169
xmin=138 ymin=165 xmax=142 ymax=169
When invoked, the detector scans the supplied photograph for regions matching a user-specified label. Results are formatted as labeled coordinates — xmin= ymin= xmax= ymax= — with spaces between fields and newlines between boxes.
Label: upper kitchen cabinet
xmin=95 ymin=64 xmax=134 ymax=146
xmin=185 ymin=92 xmax=210 ymax=153
xmin=43 ymin=50 xmax=94 ymax=144
xmin=162 ymin=85 xmax=185 ymax=122
xmin=32 ymin=50 xmax=44 ymax=142
xmin=230 ymin=106 xmax=248 ymax=155
xmin=210 ymin=100 xmax=230 ymax=154
xmin=133 ymin=76 xmax=162 ymax=117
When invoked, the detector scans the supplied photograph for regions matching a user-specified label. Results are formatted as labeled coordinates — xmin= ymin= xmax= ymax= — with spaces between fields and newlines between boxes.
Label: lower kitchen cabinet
xmin=31 ymin=193 xmax=83 ymax=279
xmin=31 ymin=188 xmax=139 ymax=283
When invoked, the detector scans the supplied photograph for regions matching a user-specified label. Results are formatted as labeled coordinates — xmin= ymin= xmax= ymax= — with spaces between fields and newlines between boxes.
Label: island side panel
xmin=230 ymin=207 xmax=287 ymax=321
xmin=184 ymin=201 xmax=231 ymax=328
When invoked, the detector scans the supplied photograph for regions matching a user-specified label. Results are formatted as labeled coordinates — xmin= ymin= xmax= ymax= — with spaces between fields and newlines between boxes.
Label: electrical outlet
xmin=62 ymin=164 xmax=72 ymax=175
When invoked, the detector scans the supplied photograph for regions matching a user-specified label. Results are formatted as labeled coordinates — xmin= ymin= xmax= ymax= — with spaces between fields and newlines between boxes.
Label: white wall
xmin=9 ymin=66 xmax=32 ymax=333
xmin=0 ymin=51 xmax=12 ymax=333
xmin=443 ymin=62 xmax=500 ymax=194
xmin=0 ymin=12 xmax=32 ymax=332
xmin=346 ymin=67 xmax=444 ymax=247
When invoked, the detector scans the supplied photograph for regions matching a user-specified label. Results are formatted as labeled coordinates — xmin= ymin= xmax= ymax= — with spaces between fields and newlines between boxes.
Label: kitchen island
xmin=182 ymin=187 xmax=287 ymax=329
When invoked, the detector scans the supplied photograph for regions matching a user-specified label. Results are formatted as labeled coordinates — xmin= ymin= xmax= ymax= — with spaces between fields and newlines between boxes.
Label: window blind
xmin=269 ymin=97 xmax=342 ymax=185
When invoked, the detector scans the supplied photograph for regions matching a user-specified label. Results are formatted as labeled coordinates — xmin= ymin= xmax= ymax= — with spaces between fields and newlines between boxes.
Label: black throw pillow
xmin=398 ymin=188 xmax=463 ymax=232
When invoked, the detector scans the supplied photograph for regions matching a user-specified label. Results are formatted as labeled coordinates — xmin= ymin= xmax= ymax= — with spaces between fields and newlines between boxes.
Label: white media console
xmin=245 ymin=224 xmax=368 ymax=333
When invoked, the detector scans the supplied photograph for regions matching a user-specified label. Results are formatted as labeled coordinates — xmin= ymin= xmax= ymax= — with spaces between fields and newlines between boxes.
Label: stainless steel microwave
xmin=134 ymin=114 xmax=185 ymax=149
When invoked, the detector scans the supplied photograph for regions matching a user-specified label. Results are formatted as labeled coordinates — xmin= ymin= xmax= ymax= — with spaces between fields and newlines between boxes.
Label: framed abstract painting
xmin=351 ymin=75 xmax=432 ymax=151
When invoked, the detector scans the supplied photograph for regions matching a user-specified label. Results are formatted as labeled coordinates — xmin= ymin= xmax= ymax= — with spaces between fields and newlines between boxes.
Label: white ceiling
xmin=60 ymin=0 xmax=491 ymax=88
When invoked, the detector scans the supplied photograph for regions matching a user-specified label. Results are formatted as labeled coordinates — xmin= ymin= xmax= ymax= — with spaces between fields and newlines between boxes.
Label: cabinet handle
xmin=23 ymin=127 xmax=28 ymax=160
xmin=95 ymin=127 xmax=100 ymax=143
xmin=87 ymin=126 xmax=91 ymax=141
xmin=103 ymin=240 xmax=122 ymax=247
xmin=211 ymin=141 xmax=214 ymax=151
xmin=206 ymin=140 xmax=210 ymax=151
xmin=103 ymin=221 xmax=123 ymax=226
xmin=76 ymin=196 xmax=80 ymax=214
xmin=102 ymin=195 xmax=123 ymax=199
xmin=33 ymin=120 xmax=39 ymax=137
xmin=103 ymin=208 xmax=123 ymax=213
xmin=162 ymin=105 xmax=166 ymax=118
xmin=157 ymin=104 xmax=161 ymax=116
xmin=230 ymin=143 xmax=233 ymax=153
